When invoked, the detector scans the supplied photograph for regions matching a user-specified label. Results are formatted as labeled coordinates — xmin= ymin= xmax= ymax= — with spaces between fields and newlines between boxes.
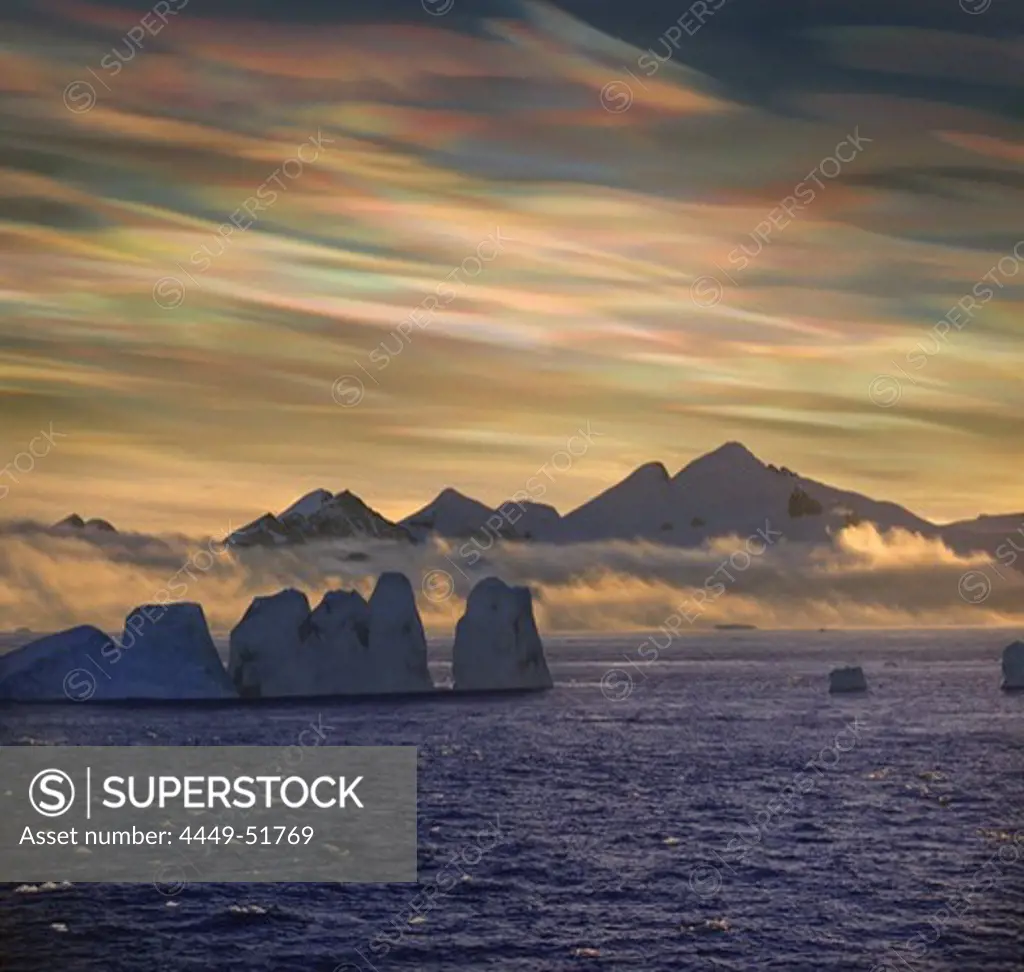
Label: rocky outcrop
xmin=788 ymin=487 xmax=823 ymax=518
xmin=452 ymin=577 xmax=552 ymax=691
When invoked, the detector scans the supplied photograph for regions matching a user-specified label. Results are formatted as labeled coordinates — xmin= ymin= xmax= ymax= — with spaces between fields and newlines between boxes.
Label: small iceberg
xmin=1000 ymin=641 xmax=1024 ymax=691
xmin=828 ymin=666 xmax=867 ymax=694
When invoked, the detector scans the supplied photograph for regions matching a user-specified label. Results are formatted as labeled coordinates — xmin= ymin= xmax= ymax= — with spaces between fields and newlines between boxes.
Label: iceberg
xmin=227 ymin=574 xmax=433 ymax=697
xmin=828 ymin=665 xmax=868 ymax=694
xmin=1 ymin=571 xmax=558 ymax=701
xmin=113 ymin=602 xmax=235 ymax=699
xmin=366 ymin=573 xmax=433 ymax=693
xmin=0 ymin=603 xmax=235 ymax=701
xmin=452 ymin=576 xmax=553 ymax=691
xmin=301 ymin=589 xmax=372 ymax=691
xmin=228 ymin=589 xmax=312 ymax=697
xmin=0 ymin=626 xmax=115 ymax=701
xmin=1000 ymin=640 xmax=1024 ymax=691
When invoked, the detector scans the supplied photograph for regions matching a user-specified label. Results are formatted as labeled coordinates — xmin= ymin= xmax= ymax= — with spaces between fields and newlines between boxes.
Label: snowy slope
xmin=512 ymin=501 xmax=562 ymax=541
xmin=401 ymin=489 xmax=564 ymax=542
xmin=557 ymin=461 xmax=676 ymax=542
xmin=558 ymin=443 xmax=939 ymax=545
xmin=280 ymin=488 xmax=334 ymax=521
xmin=667 ymin=442 xmax=937 ymax=545
xmin=401 ymin=488 xmax=517 ymax=541
xmin=938 ymin=512 xmax=1024 ymax=558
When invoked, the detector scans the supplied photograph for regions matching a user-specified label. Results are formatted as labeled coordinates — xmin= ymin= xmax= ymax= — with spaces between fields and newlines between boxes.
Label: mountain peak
xmin=437 ymin=486 xmax=475 ymax=503
xmin=675 ymin=441 xmax=764 ymax=479
xmin=53 ymin=513 xmax=85 ymax=530
xmin=707 ymin=441 xmax=758 ymax=462
xmin=51 ymin=513 xmax=117 ymax=533
xmin=626 ymin=460 xmax=671 ymax=483
xmin=280 ymin=488 xmax=333 ymax=521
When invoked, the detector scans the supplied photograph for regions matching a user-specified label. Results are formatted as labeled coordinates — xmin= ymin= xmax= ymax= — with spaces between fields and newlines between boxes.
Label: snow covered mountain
xmin=395 ymin=442 xmax=942 ymax=548
xmin=401 ymin=488 xmax=564 ymax=542
xmin=401 ymin=488 xmax=520 ymax=542
xmin=227 ymin=489 xmax=414 ymax=547
xmin=210 ymin=442 xmax=1013 ymax=552
xmin=557 ymin=442 xmax=938 ymax=545
xmin=937 ymin=512 xmax=1024 ymax=556
xmin=510 ymin=501 xmax=562 ymax=541
xmin=556 ymin=460 xmax=676 ymax=542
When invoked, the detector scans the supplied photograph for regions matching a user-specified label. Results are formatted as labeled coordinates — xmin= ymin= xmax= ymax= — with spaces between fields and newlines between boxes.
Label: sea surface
xmin=1 ymin=629 xmax=1022 ymax=972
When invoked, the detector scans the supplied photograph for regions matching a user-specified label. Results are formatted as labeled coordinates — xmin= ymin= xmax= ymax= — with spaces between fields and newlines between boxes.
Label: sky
xmin=1 ymin=0 xmax=1023 ymax=535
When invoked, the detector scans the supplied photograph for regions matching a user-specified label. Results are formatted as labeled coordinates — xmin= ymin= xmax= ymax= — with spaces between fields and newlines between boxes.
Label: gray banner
xmin=1 ymin=746 xmax=417 ymax=884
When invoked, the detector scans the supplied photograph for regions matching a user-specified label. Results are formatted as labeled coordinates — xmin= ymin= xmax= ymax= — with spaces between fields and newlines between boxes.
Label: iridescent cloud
xmin=0 ymin=0 xmax=1021 ymax=533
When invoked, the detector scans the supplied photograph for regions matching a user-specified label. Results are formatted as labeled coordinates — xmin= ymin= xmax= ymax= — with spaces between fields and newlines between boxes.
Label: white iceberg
xmin=228 ymin=588 xmax=312 ymax=697
xmin=228 ymin=575 xmax=433 ymax=697
xmin=366 ymin=572 xmax=433 ymax=693
xmin=1001 ymin=641 xmax=1024 ymax=691
xmin=828 ymin=666 xmax=868 ymax=694
xmin=113 ymin=602 xmax=235 ymax=699
xmin=0 ymin=604 xmax=235 ymax=700
xmin=0 ymin=625 xmax=116 ymax=701
xmin=452 ymin=577 xmax=553 ymax=691
xmin=301 ymin=589 xmax=374 ymax=693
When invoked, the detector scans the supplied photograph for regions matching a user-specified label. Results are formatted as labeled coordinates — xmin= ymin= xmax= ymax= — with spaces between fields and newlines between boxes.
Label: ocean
xmin=1 ymin=629 xmax=1022 ymax=971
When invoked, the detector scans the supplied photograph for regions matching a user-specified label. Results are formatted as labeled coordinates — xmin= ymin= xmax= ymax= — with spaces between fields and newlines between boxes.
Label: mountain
xmin=400 ymin=488 xmax=564 ymax=542
xmin=209 ymin=442 xmax=1012 ymax=553
xmin=51 ymin=514 xmax=117 ymax=534
xmin=400 ymin=488 xmax=520 ymax=542
xmin=558 ymin=442 xmax=937 ymax=545
xmin=227 ymin=489 xmax=414 ymax=547
xmin=937 ymin=512 xmax=1024 ymax=558
xmin=34 ymin=443 xmax=1017 ymax=557
xmin=509 ymin=501 xmax=562 ymax=541
xmin=557 ymin=461 xmax=675 ymax=542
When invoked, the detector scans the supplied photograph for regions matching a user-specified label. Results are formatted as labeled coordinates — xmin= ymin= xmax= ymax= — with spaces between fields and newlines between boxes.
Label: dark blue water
xmin=2 ymin=630 xmax=1022 ymax=971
